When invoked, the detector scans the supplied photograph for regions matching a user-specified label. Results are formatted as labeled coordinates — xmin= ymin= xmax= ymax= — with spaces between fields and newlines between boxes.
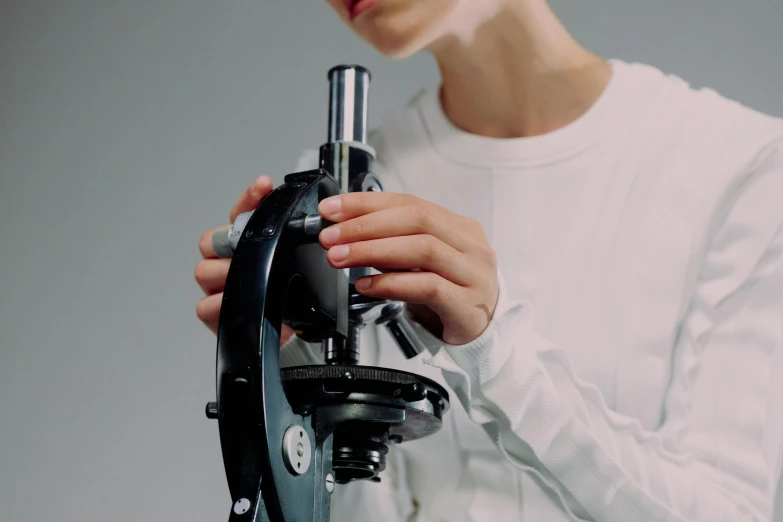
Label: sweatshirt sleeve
xmin=419 ymin=144 xmax=783 ymax=521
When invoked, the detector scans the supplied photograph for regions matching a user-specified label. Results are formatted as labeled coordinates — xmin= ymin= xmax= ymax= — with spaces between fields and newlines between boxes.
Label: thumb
xmin=230 ymin=175 xmax=274 ymax=223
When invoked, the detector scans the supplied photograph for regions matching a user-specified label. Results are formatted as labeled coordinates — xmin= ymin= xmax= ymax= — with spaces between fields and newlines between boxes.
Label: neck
xmin=426 ymin=0 xmax=612 ymax=138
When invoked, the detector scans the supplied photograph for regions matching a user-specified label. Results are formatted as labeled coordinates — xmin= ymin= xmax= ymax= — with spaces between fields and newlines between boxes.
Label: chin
xmin=335 ymin=0 xmax=460 ymax=59
xmin=357 ymin=18 xmax=431 ymax=59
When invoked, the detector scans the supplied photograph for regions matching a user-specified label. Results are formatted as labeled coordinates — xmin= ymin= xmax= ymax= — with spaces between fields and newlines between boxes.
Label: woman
xmin=194 ymin=1 xmax=783 ymax=520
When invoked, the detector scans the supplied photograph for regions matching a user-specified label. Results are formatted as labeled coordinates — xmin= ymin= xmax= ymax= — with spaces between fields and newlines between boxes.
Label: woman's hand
xmin=318 ymin=192 xmax=500 ymax=345
xmin=194 ymin=175 xmax=294 ymax=344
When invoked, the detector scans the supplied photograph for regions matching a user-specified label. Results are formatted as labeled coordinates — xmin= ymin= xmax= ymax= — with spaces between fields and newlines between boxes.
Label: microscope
xmin=205 ymin=65 xmax=451 ymax=521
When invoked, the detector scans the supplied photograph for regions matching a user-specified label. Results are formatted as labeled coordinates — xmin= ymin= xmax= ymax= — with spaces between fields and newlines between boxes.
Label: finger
xmin=318 ymin=191 xmax=426 ymax=222
xmin=319 ymin=204 xmax=480 ymax=254
xmin=196 ymin=292 xmax=223 ymax=335
xmin=199 ymin=226 xmax=231 ymax=259
xmin=353 ymin=271 xmax=460 ymax=316
xmin=357 ymin=272 xmax=490 ymax=344
xmin=326 ymin=235 xmax=474 ymax=286
xmin=194 ymin=258 xmax=232 ymax=294
xmin=196 ymin=296 xmax=294 ymax=340
xmin=281 ymin=324 xmax=296 ymax=346
xmin=230 ymin=175 xmax=274 ymax=223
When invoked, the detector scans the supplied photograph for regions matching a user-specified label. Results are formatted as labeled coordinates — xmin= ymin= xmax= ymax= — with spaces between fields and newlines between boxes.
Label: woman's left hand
xmin=318 ymin=192 xmax=500 ymax=345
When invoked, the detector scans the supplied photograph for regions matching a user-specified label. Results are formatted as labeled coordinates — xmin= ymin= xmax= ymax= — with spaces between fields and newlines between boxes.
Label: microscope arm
xmin=215 ymin=171 xmax=336 ymax=522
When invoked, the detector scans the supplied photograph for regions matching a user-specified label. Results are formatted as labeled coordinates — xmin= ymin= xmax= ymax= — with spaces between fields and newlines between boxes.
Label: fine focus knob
xmin=205 ymin=401 xmax=218 ymax=419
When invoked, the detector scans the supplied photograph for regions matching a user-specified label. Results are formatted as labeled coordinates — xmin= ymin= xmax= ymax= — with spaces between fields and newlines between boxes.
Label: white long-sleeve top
xmin=280 ymin=59 xmax=783 ymax=521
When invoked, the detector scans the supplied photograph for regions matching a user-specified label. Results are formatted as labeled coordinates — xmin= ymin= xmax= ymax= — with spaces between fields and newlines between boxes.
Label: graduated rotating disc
xmin=281 ymin=365 xmax=450 ymax=484
xmin=281 ymin=365 xmax=450 ymax=442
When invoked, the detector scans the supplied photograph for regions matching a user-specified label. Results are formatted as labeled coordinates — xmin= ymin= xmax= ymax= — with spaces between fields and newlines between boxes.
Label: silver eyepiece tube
xmin=328 ymin=65 xmax=371 ymax=144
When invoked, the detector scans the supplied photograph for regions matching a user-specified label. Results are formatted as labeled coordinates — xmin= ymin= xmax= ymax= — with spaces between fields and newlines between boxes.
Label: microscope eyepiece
xmin=328 ymin=65 xmax=371 ymax=144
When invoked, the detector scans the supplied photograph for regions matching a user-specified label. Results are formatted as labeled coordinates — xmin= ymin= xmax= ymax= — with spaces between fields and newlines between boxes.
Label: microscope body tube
xmin=319 ymin=65 xmax=426 ymax=366
xmin=320 ymin=65 xmax=377 ymax=366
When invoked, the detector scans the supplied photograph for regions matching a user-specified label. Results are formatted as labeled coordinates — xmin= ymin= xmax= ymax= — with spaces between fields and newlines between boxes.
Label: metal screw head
xmin=325 ymin=473 xmax=335 ymax=493
xmin=233 ymin=498 xmax=251 ymax=515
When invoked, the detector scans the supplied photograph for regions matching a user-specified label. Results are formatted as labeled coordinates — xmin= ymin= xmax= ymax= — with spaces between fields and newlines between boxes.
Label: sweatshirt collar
xmin=415 ymin=59 xmax=628 ymax=168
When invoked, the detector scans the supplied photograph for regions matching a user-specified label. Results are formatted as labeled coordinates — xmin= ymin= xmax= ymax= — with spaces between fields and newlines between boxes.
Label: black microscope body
xmin=206 ymin=65 xmax=450 ymax=522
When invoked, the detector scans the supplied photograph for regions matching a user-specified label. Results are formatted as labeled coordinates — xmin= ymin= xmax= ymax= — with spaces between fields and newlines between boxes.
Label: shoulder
xmin=609 ymin=60 xmax=783 ymax=232
xmin=630 ymin=62 xmax=783 ymax=274
xmin=612 ymin=59 xmax=783 ymax=168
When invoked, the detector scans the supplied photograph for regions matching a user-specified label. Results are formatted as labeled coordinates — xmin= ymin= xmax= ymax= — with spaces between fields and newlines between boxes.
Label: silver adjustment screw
xmin=325 ymin=473 xmax=335 ymax=493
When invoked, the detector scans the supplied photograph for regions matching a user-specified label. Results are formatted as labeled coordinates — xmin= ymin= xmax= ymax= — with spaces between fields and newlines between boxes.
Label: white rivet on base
xmin=282 ymin=424 xmax=312 ymax=475
xmin=233 ymin=498 xmax=251 ymax=515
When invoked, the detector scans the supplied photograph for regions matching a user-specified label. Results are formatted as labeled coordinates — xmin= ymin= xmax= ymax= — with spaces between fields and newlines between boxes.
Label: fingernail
xmin=355 ymin=277 xmax=371 ymax=291
xmin=320 ymin=225 xmax=340 ymax=246
xmin=320 ymin=196 xmax=342 ymax=215
xmin=329 ymin=245 xmax=349 ymax=262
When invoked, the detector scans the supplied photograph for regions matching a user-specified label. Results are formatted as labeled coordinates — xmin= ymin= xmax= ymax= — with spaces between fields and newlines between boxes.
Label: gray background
xmin=1 ymin=1 xmax=782 ymax=521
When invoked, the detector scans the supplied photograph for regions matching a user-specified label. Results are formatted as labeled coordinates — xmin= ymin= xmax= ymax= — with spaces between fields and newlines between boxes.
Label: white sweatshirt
xmin=280 ymin=59 xmax=783 ymax=521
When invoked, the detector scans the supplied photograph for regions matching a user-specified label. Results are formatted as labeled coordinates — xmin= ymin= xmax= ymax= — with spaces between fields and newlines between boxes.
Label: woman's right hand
xmin=194 ymin=175 xmax=282 ymax=336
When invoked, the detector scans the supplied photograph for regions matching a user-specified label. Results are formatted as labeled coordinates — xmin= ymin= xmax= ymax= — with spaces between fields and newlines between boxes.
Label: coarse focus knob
xmin=212 ymin=211 xmax=253 ymax=258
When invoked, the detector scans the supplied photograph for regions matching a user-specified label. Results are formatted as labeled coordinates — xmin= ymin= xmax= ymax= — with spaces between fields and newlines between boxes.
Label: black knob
xmin=205 ymin=401 xmax=219 ymax=419
xmin=402 ymin=382 xmax=426 ymax=402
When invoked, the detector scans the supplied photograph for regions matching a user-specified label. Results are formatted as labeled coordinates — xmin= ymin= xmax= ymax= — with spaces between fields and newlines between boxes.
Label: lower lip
xmin=350 ymin=0 xmax=377 ymax=20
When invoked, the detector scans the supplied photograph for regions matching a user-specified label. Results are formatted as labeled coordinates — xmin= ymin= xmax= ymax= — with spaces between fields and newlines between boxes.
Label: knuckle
xmin=354 ymin=214 xmax=369 ymax=239
xmin=423 ymin=276 xmax=443 ymax=302
xmin=483 ymin=246 xmax=498 ymax=269
xmin=358 ymin=240 xmax=373 ymax=261
xmin=415 ymin=235 xmax=438 ymax=268
xmin=470 ymin=218 xmax=488 ymax=237
xmin=401 ymin=193 xmax=419 ymax=207
xmin=346 ymin=192 xmax=366 ymax=213
xmin=414 ymin=205 xmax=433 ymax=232
xmin=422 ymin=236 xmax=439 ymax=264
